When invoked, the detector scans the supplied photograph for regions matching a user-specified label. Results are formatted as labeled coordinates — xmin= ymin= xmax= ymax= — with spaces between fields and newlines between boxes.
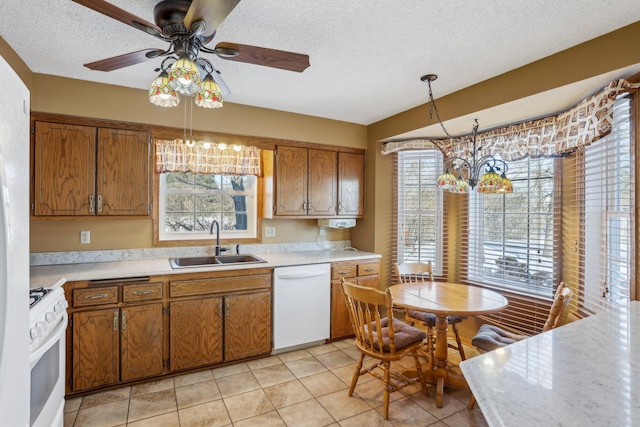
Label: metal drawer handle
xmin=85 ymin=293 xmax=109 ymax=300
xmin=132 ymin=289 xmax=154 ymax=296
xmin=337 ymin=270 xmax=352 ymax=275
xmin=362 ymin=267 xmax=376 ymax=272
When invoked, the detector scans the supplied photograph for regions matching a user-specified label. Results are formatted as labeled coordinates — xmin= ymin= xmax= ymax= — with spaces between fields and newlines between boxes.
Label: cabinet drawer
xmin=331 ymin=263 xmax=357 ymax=280
xmin=123 ymin=282 xmax=163 ymax=302
xmin=357 ymin=262 xmax=380 ymax=276
xmin=73 ymin=286 xmax=118 ymax=307
xmin=170 ymin=274 xmax=271 ymax=298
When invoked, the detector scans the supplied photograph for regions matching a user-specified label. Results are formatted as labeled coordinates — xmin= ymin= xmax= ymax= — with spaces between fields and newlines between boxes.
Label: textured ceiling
xmin=2 ymin=1 xmax=640 ymax=131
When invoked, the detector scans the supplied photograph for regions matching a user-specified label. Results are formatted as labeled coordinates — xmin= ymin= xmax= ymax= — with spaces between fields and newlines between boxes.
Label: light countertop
xmin=30 ymin=249 xmax=381 ymax=290
xmin=460 ymin=301 xmax=640 ymax=427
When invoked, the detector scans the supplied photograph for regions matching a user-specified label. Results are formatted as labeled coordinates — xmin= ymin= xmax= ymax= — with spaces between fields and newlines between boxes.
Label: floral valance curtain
xmin=381 ymin=79 xmax=639 ymax=161
xmin=155 ymin=139 xmax=262 ymax=175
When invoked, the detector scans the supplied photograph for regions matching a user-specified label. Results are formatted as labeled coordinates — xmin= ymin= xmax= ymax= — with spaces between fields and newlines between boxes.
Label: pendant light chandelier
xmin=149 ymin=55 xmax=223 ymax=109
xmin=422 ymin=74 xmax=513 ymax=194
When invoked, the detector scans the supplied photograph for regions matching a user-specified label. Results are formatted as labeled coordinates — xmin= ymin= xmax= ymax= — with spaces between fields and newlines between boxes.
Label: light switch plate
xmin=265 ymin=226 xmax=276 ymax=237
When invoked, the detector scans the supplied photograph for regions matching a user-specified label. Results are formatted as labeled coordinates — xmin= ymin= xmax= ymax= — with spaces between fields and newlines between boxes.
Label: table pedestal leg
xmin=401 ymin=313 xmax=471 ymax=408
xmin=433 ymin=315 xmax=449 ymax=407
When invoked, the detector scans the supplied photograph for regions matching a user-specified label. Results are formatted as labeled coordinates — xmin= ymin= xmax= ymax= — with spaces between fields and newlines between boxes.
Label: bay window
xmin=394 ymin=149 xmax=446 ymax=276
xmin=575 ymin=95 xmax=634 ymax=314
xmin=466 ymin=156 xmax=557 ymax=297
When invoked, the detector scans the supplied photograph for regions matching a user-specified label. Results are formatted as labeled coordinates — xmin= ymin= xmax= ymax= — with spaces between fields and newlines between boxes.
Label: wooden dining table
xmin=389 ymin=281 xmax=508 ymax=407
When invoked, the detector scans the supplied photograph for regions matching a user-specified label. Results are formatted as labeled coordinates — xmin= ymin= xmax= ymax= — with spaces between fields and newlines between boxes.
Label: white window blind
xmin=394 ymin=150 xmax=446 ymax=278
xmin=573 ymin=95 xmax=635 ymax=315
xmin=461 ymin=156 xmax=560 ymax=335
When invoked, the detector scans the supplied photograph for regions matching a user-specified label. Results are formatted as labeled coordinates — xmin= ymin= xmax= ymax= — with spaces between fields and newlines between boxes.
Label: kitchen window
xmin=154 ymin=140 xmax=261 ymax=242
xmin=158 ymin=173 xmax=257 ymax=241
xmin=394 ymin=149 xmax=446 ymax=276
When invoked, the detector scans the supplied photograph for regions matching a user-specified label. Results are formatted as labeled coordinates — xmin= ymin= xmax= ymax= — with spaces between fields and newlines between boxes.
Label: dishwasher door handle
xmin=276 ymin=270 xmax=328 ymax=280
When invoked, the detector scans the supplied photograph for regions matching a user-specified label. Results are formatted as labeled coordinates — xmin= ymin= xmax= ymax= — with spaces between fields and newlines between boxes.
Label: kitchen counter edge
xmin=30 ymin=250 xmax=382 ymax=289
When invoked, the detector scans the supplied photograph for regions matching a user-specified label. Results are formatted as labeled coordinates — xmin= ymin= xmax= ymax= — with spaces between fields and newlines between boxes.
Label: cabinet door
xmin=308 ymin=149 xmax=337 ymax=216
xmin=330 ymin=280 xmax=354 ymax=339
xmin=33 ymin=122 xmax=96 ymax=216
xmin=338 ymin=152 xmax=364 ymax=217
xmin=121 ymin=303 xmax=163 ymax=381
xmin=275 ymin=146 xmax=307 ymax=215
xmin=225 ymin=291 xmax=272 ymax=360
xmin=72 ymin=308 xmax=119 ymax=391
xmin=169 ymin=298 xmax=223 ymax=371
xmin=97 ymin=128 xmax=150 ymax=215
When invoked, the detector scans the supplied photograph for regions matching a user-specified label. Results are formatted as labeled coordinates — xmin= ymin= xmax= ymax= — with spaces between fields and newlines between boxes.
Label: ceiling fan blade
xmin=84 ymin=49 xmax=161 ymax=71
xmin=214 ymin=42 xmax=310 ymax=73
xmin=73 ymin=0 xmax=163 ymax=38
xmin=184 ymin=0 xmax=241 ymax=37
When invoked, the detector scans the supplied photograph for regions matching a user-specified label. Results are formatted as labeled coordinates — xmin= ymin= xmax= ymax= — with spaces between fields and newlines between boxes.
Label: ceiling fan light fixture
xmin=195 ymin=73 xmax=223 ymax=108
xmin=169 ymin=56 xmax=201 ymax=95
xmin=149 ymin=70 xmax=180 ymax=107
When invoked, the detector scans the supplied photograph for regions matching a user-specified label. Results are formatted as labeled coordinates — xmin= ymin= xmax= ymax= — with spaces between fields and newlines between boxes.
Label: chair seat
xmin=471 ymin=324 xmax=529 ymax=352
xmin=367 ymin=317 xmax=427 ymax=352
xmin=406 ymin=310 xmax=467 ymax=326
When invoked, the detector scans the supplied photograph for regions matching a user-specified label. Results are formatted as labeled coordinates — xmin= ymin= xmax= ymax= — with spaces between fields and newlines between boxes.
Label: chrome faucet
xmin=209 ymin=220 xmax=225 ymax=256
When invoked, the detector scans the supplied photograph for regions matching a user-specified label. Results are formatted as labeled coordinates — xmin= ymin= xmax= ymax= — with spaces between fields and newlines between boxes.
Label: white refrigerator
xmin=0 ymin=55 xmax=31 ymax=426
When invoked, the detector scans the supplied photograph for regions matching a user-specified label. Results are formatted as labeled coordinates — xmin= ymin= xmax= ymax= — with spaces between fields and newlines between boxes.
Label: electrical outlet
xmin=265 ymin=226 xmax=276 ymax=238
xmin=80 ymin=230 xmax=90 ymax=244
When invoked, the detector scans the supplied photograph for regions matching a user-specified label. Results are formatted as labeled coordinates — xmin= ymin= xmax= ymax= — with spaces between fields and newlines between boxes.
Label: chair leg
xmin=382 ymin=361 xmax=391 ymax=420
xmin=349 ymin=353 xmax=365 ymax=396
xmin=468 ymin=393 xmax=476 ymax=409
xmin=413 ymin=354 xmax=429 ymax=397
xmin=450 ymin=323 xmax=466 ymax=361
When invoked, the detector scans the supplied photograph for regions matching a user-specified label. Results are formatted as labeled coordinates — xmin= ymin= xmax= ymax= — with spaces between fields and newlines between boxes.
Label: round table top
xmin=389 ymin=281 xmax=508 ymax=317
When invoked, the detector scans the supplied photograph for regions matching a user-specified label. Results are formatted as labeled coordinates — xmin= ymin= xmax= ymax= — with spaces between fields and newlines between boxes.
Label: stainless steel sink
xmin=169 ymin=254 xmax=267 ymax=269
xmin=214 ymin=254 xmax=266 ymax=264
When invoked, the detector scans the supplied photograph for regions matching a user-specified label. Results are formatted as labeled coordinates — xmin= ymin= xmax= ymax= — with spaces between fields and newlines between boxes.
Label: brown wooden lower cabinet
xmin=329 ymin=258 xmax=381 ymax=340
xmin=72 ymin=308 xmax=119 ymax=391
xmin=66 ymin=269 xmax=273 ymax=395
xmin=169 ymin=297 xmax=224 ymax=371
xmin=225 ymin=290 xmax=272 ymax=361
xmin=72 ymin=302 xmax=162 ymax=391
xmin=120 ymin=303 xmax=163 ymax=382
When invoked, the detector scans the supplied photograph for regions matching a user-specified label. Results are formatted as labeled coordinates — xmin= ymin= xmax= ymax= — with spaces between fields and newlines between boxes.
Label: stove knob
xmin=30 ymin=324 xmax=44 ymax=340
xmin=54 ymin=302 xmax=66 ymax=313
xmin=45 ymin=312 xmax=57 ymax=323
xmin=37 ymin=321 xmax=49 ymax=332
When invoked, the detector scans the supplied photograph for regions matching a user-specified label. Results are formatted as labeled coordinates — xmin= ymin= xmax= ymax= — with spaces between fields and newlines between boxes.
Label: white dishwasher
xmin=273 ymin=263 xmax=331 ymax=352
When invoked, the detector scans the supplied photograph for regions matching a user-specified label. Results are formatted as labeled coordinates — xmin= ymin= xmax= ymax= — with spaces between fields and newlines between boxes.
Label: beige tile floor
xmin=63 ymin=339 xmax=487 ymax=427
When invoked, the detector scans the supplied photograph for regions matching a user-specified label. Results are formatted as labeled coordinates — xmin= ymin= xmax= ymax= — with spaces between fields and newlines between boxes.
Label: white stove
xmin=29 ymin=287 xmax=67 ymax=345
xmin=29 ymin=286 xmax=68 ymax=427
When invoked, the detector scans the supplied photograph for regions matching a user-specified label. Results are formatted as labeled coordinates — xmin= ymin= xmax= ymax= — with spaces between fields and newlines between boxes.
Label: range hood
xmin=318 ymin=219 xmax=356 ymax=229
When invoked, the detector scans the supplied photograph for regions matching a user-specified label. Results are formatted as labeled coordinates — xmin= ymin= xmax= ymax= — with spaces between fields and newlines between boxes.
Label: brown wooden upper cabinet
xmin=337 ymin=151 xmax=365 ymax=217
xmin=33 ymin=122 xmax=151 ymax=216
xmin=265 ymin=146 xmax=364 ymax=218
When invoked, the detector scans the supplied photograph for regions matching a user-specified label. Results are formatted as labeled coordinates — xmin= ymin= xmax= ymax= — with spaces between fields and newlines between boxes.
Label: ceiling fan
xmin=73 ymin=0 xmax=311 ymax=96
